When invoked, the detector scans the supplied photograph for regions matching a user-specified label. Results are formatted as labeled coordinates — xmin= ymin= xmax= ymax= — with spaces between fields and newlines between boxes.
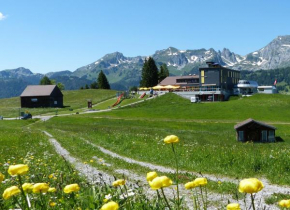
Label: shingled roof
xmin=234 ymin=118 xmax=276 ymax=130
xmin=159 ymin=75 xmax=199 ymax=86
xmin=20 ymin=85 xmax=61 ymax=97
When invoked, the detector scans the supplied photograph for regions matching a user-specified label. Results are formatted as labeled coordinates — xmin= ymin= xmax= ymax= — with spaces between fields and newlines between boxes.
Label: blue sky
xmin=1 ymin=0 xmax=290 ymax=74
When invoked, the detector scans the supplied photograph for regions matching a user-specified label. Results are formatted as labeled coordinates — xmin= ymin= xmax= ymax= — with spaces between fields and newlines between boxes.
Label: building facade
xmin=20 ymin=85 xmax=63 ymax=108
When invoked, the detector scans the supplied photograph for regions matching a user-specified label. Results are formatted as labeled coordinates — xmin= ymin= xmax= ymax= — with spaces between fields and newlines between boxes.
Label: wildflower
xmin=184 ymin=181 xmax=196 ymax=190
xmin=33 ymin=183 xmax=49 ymax=193
xmin=279 ymin=199 xmax=290 ymax=208
xmin=8 ymin=164 xmax=29 ymax=176
xmin=100 ymin=201 xmax=119 ymax=210
xmin=164 ymin=135 xmax=179 ymax=144
xmin=63 ymin=183 xmax=80 ymax=193
xmin=48 ymin=174 xmax=54 ymax=179
xmin=22 ymin=183 xmax=34 ymax=193
xmin=238 ymin=178 xmax=264 ymax=193
xmin=146 ymin=171 xmax=158 ymax=182
xmin=90 ymin=160 xmax=94 ymax=163
xmin=149 ymin=176 xmax=172 ymax=190
xmin=0 ymin=172 xmax=4 ymax=183
xmin=112 ymin=179 xmax=125 ymax=187
xmin=49 ymin=201 xmax=57 ymax=207
xmin=48 ymin=187 xmax=56 ymax=193
xmin=105 ymin=194 xmax=112 ymax=200
xmin=226 ymin=203 xmax=241 ymax=210
xmin=193 ymin=177 xmax=207 ymax=187
xmin=2 ymin=186 xmax=21 ymax=200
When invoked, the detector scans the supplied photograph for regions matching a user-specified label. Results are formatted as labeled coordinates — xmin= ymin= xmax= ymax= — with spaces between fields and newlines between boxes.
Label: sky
xmin=1 ymin=0 xmax=290 ymax=74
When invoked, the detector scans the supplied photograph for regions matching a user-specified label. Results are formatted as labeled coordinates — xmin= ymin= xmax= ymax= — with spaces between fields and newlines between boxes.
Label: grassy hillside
xmin=32 ymin=93 xmax=290 ymax=185
xmin=0 ymin=89 xmax=116 ymax=117
xmin=94 ymin=93 xmax=290 ymax=122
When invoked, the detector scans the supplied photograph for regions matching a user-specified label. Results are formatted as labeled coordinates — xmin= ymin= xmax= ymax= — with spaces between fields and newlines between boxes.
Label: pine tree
xmin=97 ymin=70 xmax=111 ymax=89
xmin=140 ymin=57 xmax=159 ymax=87
xmin=159 ymin=63 xmax=169 ymax=82
xmin=39 ymin=76 xmax=52 ymax=85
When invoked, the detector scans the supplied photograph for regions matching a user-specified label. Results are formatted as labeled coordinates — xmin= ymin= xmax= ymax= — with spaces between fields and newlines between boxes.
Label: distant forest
xmin=241 ymin=66 xmax=290 ymax=92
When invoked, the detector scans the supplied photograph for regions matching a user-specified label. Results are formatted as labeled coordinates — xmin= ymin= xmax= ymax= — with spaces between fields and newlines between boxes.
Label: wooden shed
xmin=234 ymin=118 xmax=276 ymax=142
xmin=20 ymin=85 xmax=63 ymax=108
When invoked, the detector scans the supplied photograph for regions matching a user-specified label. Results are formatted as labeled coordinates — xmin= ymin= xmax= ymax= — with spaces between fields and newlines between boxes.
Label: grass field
xmin=0 ymin=89 xmax=116 ymax=117
xmin=2 ymin=92 xmax=290 ymax=209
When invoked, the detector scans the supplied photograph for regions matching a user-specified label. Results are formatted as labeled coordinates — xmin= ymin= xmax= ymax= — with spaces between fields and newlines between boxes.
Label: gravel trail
xmin=44 ymin=130 xmax=289 ymax=209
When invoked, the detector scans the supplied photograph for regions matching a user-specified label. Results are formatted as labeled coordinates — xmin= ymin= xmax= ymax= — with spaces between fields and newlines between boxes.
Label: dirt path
xmin=43 ymin=130 xmax=289 ymax=209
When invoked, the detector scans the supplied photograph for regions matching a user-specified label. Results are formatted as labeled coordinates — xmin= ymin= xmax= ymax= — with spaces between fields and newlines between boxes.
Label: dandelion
xmin=2 ymin=186 xmax=21 ymax=200
xmin=8 ymin=164 xmax=29 ymax=176
xmin=63 ymin=183 xmax=80 ymax=193
xmin=226 ymin=203 xmax=241 ymax=210
xmin=112 ymin=179 xmax=125 ymax=187
xmin=100 ymin=201 xmax=119 ymax=210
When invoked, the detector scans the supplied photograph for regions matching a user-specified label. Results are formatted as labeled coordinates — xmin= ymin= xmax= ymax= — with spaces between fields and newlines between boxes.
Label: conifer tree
xmin=97 ymin=70 xmax=111 ymax=89
xmin=39 ymin=76 xmax=52 ymax=85
xmin=140 ymin=57 xmax=159 ymax=87
xmin=159 ymin=63 xmax=169 ymax=81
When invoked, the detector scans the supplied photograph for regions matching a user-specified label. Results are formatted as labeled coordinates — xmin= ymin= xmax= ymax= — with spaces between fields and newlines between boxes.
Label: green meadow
xmin=2 ymin=92 xmax=290 ymax=209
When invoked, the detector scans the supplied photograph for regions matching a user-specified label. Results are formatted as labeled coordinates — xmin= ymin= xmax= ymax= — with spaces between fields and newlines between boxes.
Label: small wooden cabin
xmin=234 ymin=118 xmax=276 ymax=142
xmin=20 ymin=85 xmax=63 ymax=108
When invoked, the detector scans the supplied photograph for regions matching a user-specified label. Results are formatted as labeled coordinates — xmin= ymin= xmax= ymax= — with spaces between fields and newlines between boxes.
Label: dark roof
xmin=20 ymin=85 xmax=60 ymax=97
xmin=234 ymin=118 xmax=276 ymax=130
xmin=159 ymin=75 xmax=199 ymax=86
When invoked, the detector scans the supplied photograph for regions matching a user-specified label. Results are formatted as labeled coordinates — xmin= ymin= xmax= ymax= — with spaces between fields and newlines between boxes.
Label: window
xmin=238 ymin=131 xmax=244 ymax=141
xmin=268 ymin=130 xmax=275 ymax=142
xmin=262 ymin=130 xmax=268 ymax=141
xmin=201 ymin=70 xmax=205 ymax=84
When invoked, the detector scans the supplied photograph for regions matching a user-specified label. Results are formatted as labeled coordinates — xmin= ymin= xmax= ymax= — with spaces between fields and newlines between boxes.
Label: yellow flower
xmin=33 ymin=183 xmax=49 ymax=193
xmin=149 ymin=176 xmax=172 ymax=190
xmin=48 ymin=174 xmax=54 ymax=179
xmin=48 ymin=187 xmax=56 ymax=193
xmin=227 ymin=203 xmax=241 ymax=210
xmin=160 ymin=176 xmax=172 ymax=187
xmin=164 ymin=135 xmax=179 ymax=144
xmin=63 ymin=184 xmax=80 ymax=193
xmin=49 ymin=201 xmax=57 ymax=207
xmin=90 ymin=160 xmax=94 ymax=163
xmin=0 ymin=172 xmax=4 ymax=183
xmin=8 ymin=164 xmax=29 ymax=176
xmin=146 ymin=171 xmax=158 ymax=182
xmin=149 ymin=177 xmax=163 ymax=190
xmin=193 ymin=177 xmax=207 ymax=187
xmin=100 ymin=201 xmax=119 ymax=210
xmin=279 ymin=199 xmax=290 ymax=208
xmin=2 ymin=186 xmax=21 ymax=200
xmin=112 ymin=179 xmax=126 ymax=187
xmin=22 ymin=183 xmax=34 ymax=193
xmin=238 ymin=178 xmax=264 ymax=194
xmin=184 ymin=181 xmax=196 ymax=190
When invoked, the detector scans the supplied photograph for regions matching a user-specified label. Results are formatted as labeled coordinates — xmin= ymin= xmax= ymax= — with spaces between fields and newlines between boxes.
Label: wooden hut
xmin=20 ymin=85 xmax=63 ymax=108
xmin=234 ymin=118 xmax=276 ymax=142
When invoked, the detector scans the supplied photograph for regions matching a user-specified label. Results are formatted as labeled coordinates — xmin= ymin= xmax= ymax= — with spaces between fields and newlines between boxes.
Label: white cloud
xmin=0 ymin=12 xmax=6 ymax=20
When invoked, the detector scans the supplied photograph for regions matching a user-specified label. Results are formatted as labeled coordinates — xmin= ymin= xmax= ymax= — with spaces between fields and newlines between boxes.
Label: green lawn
xmin=34 ymin=92 xmax=290 ymax=185
xmin=0 ymin=89 xmax=116 ymax=117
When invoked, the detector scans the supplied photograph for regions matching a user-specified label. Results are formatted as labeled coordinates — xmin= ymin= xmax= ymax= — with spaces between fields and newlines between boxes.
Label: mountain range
xmin=1 ymin=35 xmax=290 ymax=98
